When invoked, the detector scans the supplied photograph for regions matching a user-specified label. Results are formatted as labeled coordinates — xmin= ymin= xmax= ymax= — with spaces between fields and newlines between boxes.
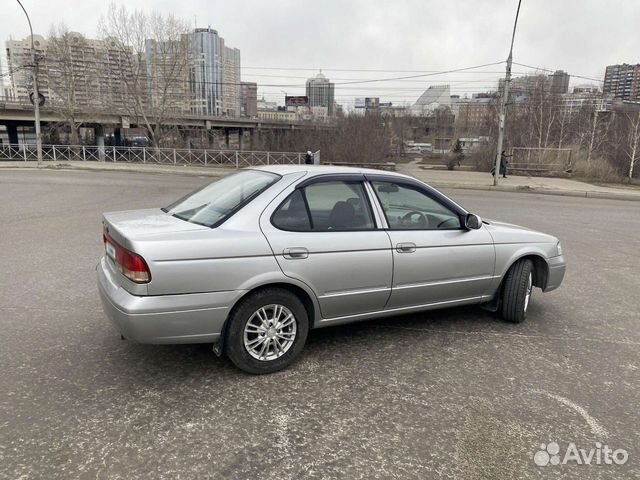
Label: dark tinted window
xmin=372 ymin=181 xmax=461 ymax=230
xmin=271 ymin=189 xmax=311 ymax=231
xmin=304 ymin=181 xmax=374 ymax=230
xmin=272 ymin=181 xmax=375 ymax=231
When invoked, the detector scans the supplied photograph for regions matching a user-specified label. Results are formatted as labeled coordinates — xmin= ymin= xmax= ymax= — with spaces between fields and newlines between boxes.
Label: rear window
xmin=163 ymin=170 xmax=280 ymax=227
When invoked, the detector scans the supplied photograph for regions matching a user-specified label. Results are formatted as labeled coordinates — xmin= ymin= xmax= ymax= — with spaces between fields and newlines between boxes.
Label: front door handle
xmin=283 ymin=247 xmax=309 ymax=259
xmin=396 ymin=242 xmax=416 ymax=253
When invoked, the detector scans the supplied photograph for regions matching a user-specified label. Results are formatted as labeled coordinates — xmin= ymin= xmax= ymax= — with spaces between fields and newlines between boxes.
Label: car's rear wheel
xmin=500 ymin=259 xmax=534 ymax=323
xmin=225 ymin=288 xmax=309 ymax=374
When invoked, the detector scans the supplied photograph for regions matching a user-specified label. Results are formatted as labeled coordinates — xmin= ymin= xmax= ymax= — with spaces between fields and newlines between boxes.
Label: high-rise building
xmin=188 ymin=27 xmax=241 ymax=117
xmin=144 ymin=38 xmax=192 ymax=114
xmin=550 ymin=70 xmax=570 ymax=94
xmin=6 ymin=28 xmax=244 ymax=118
xmin=5 ymin=33 xmax=133 ymax=110
xmin=221 ymin=46 xmax=241 ymax=117
xmin=5 ymin=35 xmax=49 ymax=104
xmin=500 ymin=70 xmax=570 ymax=96
xmin=240 ymin=82 xmax=257 ymax=117
xmin=306 ymin=72 xmax=335 ymax=115
xmin=604 ymin=63 xmax=640 ymax=102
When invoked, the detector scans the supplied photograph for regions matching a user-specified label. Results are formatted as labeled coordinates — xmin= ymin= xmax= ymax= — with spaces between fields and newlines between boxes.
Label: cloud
xmin=2 ymin=0 xmax=638 ymax=103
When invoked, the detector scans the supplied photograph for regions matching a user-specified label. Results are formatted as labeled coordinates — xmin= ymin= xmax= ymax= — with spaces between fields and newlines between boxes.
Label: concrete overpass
xmin=0 ymin=101 xmax=329 ymax=148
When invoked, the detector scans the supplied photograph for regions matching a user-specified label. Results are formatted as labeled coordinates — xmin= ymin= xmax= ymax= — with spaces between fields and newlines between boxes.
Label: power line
xmin=242 ymin=73 xmax=523 ymax=83
xmin=62 ymin=61 xmax=508 ymax=91
xmin=332 ymin=61 xmax=505 ymax=85
xmin=513 ymin=62 xmax=604 ymax=83
xmin=242 ymin=66 xmax=506 ymax=74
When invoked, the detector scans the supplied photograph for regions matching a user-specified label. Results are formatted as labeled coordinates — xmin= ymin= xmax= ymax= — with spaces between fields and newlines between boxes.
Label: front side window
xmin=164 ymin=170 xmax=280 ymax=227
xmin=272 ymin=181 xmax=375 ymax=231
xmin=372 ymin=181 xmax=462 ymax=230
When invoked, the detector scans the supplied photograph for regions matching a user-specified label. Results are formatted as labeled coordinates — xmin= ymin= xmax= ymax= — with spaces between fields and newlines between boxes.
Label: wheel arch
xmin=502 ymin=253 xmax=549 ymax=291
xmin=482 ymin=252 xmax=549 ymax=315
xmin=235 ymin=282 xmax=318 ymax=329
xmin=213 ymin=278 xmax=319 ymax=356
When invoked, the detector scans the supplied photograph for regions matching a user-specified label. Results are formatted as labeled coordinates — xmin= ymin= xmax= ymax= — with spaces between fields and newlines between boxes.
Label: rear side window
xmin=272 ymin=181 xmax=375 ymax=231
xmin=271 ymin=190 xmax=311 ymax=231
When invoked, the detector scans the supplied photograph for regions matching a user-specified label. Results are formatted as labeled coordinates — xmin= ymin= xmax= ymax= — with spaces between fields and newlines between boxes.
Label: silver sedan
xmin=97 ymin=165 xmax=566 ymax=373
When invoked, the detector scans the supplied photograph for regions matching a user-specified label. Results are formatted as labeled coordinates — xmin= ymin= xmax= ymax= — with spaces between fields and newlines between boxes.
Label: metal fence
xmin=0 ymin=144 xmax=306 ymax=168
xmin=509 ymin=147 xmax=573 ymax=173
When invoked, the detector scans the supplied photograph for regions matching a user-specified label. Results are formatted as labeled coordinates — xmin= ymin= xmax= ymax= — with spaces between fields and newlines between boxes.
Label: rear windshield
xmin=163 ymin=170 xmax=280 ymax=227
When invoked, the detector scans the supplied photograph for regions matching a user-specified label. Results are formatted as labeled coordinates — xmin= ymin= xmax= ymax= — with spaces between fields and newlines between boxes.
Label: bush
xmin=571 ymin=154 xmax=625 ymax=182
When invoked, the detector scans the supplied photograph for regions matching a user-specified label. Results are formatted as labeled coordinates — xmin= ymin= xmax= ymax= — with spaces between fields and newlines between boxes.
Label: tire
xmin=225 ymin=288 xmax=309 ymax=374
xmin=500 ymin=259 xmax=534 ymax=323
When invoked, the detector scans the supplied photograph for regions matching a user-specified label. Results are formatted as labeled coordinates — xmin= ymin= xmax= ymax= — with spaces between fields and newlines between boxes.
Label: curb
xmin=428 ymin=183 xmax=640 ymax=202
xmin=3 ymin=161 xmax=640 ymax=202
xmin=0 ymin=161 xmax=229 ymax=178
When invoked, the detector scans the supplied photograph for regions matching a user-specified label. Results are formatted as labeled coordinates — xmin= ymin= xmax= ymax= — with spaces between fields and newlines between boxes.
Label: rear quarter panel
xmin=139 ymin=228 xmax=282 ymax=295
xmin=132 ymin=171 xmax=308 ymax=296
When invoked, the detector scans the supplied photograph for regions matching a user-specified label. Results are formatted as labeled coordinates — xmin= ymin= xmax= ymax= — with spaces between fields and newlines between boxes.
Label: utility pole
xmin=16 ymin=0 xmax=43 ymax=168
xmin=493 ymin=0 xmax=522 ymax=186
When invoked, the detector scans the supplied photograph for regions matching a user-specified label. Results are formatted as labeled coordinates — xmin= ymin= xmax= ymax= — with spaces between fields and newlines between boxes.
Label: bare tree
xmin=577 ymin=106 xmax=612 ymax=164
xmin=621 ymin=110 xmax=640 ymax=179
xmin=45 ymin=25 xmax=96 ymax=144
xmin=255 ymin=114 xmax=392 ymax=164
xmin=555 ymin=104 xmax=572 ymax=151
xmin=99 ymin=4 xmax=192 ymax=146
xmin=390 ymin=114 xmax=410 ymax=158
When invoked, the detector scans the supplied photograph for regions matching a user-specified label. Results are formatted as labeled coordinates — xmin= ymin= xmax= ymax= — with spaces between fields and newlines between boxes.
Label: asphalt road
xmin=1 ymin=169 xmax=638 ymax=480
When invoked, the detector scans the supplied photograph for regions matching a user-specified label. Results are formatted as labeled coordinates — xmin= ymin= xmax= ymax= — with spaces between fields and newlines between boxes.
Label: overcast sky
xmin=2 ymin=0 xmax=639 ymax=106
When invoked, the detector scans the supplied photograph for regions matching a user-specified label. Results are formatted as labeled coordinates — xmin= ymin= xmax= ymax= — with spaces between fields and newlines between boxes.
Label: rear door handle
xmin=283 ymin=247 xmax=309 ymax=259
xmin=396 ymin=242 xmax=416 ymax=253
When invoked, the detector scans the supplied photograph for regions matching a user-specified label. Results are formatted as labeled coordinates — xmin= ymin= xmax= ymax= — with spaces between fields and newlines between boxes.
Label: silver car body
xmin=97 ymin=165 xmax=566 ymax=344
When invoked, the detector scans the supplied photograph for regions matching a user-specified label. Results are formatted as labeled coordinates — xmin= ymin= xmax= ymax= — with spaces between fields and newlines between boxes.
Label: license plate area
xmin=105 ymin=241 xmax=116 ymax=260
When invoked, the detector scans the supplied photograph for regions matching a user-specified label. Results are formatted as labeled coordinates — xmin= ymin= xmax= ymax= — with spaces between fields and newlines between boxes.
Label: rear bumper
xmin=96 ymin=258 xmax=242 ymax=344
xmin=544 ymin=254 xmax=566 ymax=292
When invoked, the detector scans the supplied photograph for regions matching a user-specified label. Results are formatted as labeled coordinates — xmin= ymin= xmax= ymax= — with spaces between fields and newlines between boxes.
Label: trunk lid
xmin=101 ymin=209 xmax=209 ymax=295
xmin=103 ymin=208 xmax=208 ymax=246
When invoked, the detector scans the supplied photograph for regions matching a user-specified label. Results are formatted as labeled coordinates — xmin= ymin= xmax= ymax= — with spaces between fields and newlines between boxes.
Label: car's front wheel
xmin=500 ymin=259 xmax=534 ymax=323
xmin=225 ymin=288 xmax=309 ymax=374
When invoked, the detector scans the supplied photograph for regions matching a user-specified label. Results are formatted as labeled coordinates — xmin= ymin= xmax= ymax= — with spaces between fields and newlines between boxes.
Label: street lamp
xmin=16 ymin=0 xmax=43 ymax=167
xmin=493 ymin=0 xmax=522 ymax=186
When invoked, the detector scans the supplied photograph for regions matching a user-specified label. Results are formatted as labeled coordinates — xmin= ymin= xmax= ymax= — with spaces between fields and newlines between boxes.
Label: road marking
xmin=531 ymin=390 xmax=609 ymax=438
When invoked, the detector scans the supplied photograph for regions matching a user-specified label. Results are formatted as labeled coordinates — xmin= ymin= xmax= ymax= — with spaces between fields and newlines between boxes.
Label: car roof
xmin=250 ymin=164 xmax=412 ymax=179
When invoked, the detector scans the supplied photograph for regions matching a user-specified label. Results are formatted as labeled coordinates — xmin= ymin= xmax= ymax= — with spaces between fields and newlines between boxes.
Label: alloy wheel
xmin=243 ymin=304 xmax=297 ymax=361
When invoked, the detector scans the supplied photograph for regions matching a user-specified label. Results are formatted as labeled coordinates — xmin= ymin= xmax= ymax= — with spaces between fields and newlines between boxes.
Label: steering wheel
xmin=437 ymin=217 xmax=459 ymax=229
xmin=401 ymin=211 xmax=428 ymax=228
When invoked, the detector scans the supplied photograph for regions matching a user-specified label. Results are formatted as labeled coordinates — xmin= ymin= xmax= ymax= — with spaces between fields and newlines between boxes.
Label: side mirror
xmin=465 ymin=213 xmax=482 ymax=230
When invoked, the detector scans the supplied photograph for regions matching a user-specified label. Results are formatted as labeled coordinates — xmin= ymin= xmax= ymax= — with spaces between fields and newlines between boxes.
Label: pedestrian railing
xmin=0 ymin=144 xmax=306 ymax=168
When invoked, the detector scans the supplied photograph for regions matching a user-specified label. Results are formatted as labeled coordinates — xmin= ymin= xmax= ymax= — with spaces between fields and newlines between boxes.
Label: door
xmin=261 ymin=178 xmax=393 ymax=319
xmin=370 ymin=179 xmax=495 ymax=309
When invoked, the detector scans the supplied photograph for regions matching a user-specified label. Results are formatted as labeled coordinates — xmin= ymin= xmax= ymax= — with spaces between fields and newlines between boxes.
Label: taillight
xmin=103 ymin=231 xmax=151 ymax=284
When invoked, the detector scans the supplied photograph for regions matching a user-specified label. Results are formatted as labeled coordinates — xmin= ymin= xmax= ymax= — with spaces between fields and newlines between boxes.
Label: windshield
xmin=163 ymin=170 xmax=280 ymax=227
